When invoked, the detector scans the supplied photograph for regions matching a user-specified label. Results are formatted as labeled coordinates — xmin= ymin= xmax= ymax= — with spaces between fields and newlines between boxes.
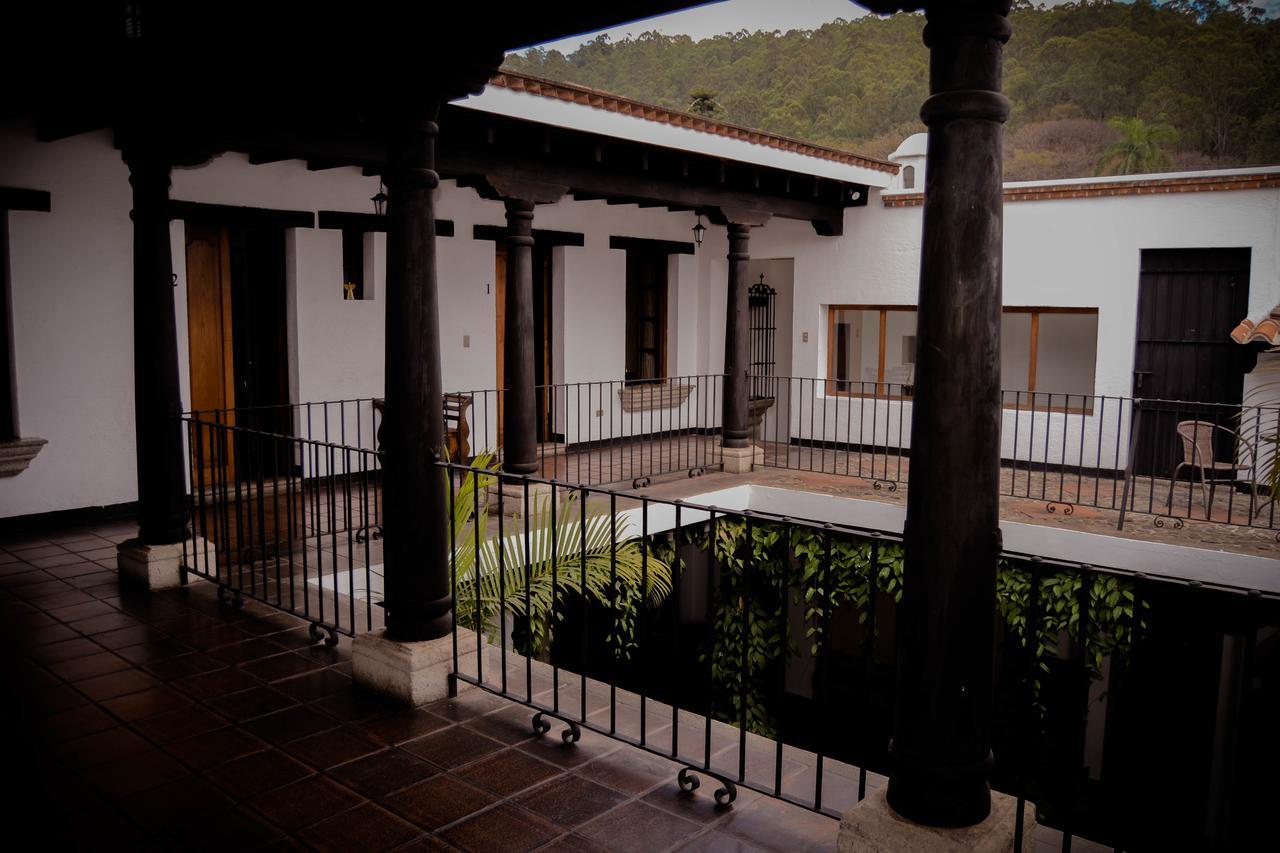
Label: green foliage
xmin=376 ymin=454 xmax=672 ymax=660
xmin=505 ymin=2 xmax=1280 ymax=178
xmin=654 ymin=517 xmax=1147 ymax=736
xmin=995 ymin=561 xmax=1147 ymax=712
xmin=687 ymin=88 xmax=721 ymax=116
xmin=1094 ymin=117 xmax=1178 ymax=175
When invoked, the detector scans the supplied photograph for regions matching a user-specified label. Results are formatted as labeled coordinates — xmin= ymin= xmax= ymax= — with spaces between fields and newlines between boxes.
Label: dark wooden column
xmin=501 ymin=198 xmax=537 ymax=476
xmin=721 ymin=222 xmax=751 ymax=449
xmin=126 ymin=154 xmax=187 ymax=545
xmin=886 ymin=2 xmax=1012 ymax=828
xmin=381 ymin=114 xmax=451 ymax=642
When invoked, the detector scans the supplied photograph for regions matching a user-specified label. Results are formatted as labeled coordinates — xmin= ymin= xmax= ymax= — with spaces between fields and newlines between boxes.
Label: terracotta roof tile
xmin=1231 ymin=305 xmax=1280 ymax=347
xmin=488 ymin=69 xmax=898 ymax=175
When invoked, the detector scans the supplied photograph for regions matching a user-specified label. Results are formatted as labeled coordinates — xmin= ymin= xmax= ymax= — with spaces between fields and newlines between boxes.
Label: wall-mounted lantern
xmin=691 ymin=214 xmax=706 ymax=248
xmin=371 ymin=180 xmax=387 ymax=217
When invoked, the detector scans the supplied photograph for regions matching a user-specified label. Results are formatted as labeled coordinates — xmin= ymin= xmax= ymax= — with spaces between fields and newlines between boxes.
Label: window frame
xmin=825 ymin=305 xmax=917 ymax=399
xmin=1001 ymin=306 xmax=1099 ymax=414
xmin=824 ymin=304 xmax=1099 ymax=413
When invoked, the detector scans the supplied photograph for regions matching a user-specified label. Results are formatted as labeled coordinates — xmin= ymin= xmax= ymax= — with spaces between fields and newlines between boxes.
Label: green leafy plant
xmin=1094 ymin=116 xmax=1178 ymax=175
xmin=656 ymin=516 xmax=1146 ymax=735
xmin=376 ymin=452 xmax=672 ymax=660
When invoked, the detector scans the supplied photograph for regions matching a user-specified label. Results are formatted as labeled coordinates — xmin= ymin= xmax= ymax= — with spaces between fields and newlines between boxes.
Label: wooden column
xmin=127 ymin=154 xmax=187 ymax=545
xmin=886 ymin=1 xmax=1012 ymax=828
xmin=381 ymin=114 xmax=451 ymax=642
xmin=722 ymin=222 xmax=751 ymax=449
xmin=501 ymin=198 xmax=537 ymax=476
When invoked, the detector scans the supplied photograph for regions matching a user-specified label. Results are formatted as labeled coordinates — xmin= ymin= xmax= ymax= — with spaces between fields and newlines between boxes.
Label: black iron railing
xmin=755 ymin=376 xmax=1279 ymax=533
xmin=180 ymin=412 xmax=383 ymax=643
xmin=531 ymin=374 xmax=723 ymax=488
xmin=440 ymin=459 xmax=1279 ymax=851
xmin=174 ymin=405 xmax=1277 ymax=849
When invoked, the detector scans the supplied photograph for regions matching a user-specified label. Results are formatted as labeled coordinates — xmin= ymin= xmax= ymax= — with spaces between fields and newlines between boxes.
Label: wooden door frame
xmin=185 ymin=221 xmax=236 ymax=486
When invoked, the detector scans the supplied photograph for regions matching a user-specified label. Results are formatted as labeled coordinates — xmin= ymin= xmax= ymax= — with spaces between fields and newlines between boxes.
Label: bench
xmin=371 ymin=393 xmax=473 ymax=461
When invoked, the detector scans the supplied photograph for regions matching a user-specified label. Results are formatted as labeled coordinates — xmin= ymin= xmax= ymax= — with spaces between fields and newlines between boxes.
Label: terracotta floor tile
xmin=516 ymin=775 xmax=627 ymax=829
xmin=577 ymin=749 xmax=680 ymax=796
xmin=382 ymin=774 xmax=496 ymax=831
xmin=47 ymin=650 xmax=132 ymax=682
xmin=172 ymin=665 xmax=258 ymax=700
xmin=102 ymin=684 xmax=193 ymax=722
xmin=83 ymin=747 xmax=190 ymax=799
xmin=57 ymin=726 xmax=154 ymax=768
xmin=458 ymin=747 xmax=562 ymax=798
xmin=244 ymin=703 xmax=339 ymax=744
xmin=204 ymin=748 xmax=312 ymax=800
xmin=274 ymin=667 xmax=352 ymax=702
xmin=40 ymin=703 xmax=119 ymax=742
xmin=240 ymin=650 xmax=325 ymax=681
xmin=130 ymin=703 xmax=227 ymax=743
xmin=298 ymin=802 xmax=420 ymax=853
xmin=284 ymin=725 xmax=383 ymax=770
xmin=247 ymin=775 xmax=362 ymax=832
xmin=75 ymin=668 xmax=160 ymax=701
xmin=578 ymin=801 xmax=702 ymax=853
xmin=441 ymin=802 xmax=561 ymax=853
xmin=358 ymin=708 xmax=452 ymax=745
xmin=166 ymin=726 xmax=268 ymax=771
xmin=329 ymin=748 xmax=437 ymax=798
xmin=208 ymin=685 xmax=296 ymax=721
xmin=401 ymin=725 xmax=505 ymax=770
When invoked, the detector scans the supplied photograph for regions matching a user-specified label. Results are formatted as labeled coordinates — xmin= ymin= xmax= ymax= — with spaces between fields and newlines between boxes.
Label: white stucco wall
xmin=3 ymin=118 xmax=1278 ymax=517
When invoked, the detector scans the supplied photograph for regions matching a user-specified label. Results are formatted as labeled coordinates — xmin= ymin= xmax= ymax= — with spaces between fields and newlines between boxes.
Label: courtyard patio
xmin=1 ymin=518 xmax=1104 ymax=852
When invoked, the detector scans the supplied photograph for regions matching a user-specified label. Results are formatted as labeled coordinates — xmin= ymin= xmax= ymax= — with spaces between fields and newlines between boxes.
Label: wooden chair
xmin=1167 ymin=419 xmax=1243 ymax=515
xmin=371 ymin=393 xmax=473 ymax=462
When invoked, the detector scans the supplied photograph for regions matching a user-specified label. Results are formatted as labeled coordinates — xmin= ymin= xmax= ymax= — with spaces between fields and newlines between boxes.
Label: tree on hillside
xmin=688 ymin=88 xmax=721 ymax=116
xmin=503 ymin=1 xmax=1280 ymax=179
xmin=1095 ymin=117 xmax=1178 ymax=175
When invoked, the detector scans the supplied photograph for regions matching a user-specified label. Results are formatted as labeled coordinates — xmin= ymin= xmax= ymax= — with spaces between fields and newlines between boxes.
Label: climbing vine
xmin=651 ymin=518 xmax=1146 ymax=736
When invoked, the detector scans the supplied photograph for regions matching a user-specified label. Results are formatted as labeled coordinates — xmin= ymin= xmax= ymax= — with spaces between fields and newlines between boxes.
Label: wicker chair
xmin=1167 ymin=420 xmax=1242 ymax=515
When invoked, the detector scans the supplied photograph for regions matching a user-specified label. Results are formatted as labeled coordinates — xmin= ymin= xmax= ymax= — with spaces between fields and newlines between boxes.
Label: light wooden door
xmin=185 ymin=222 xmax=236 ymax=486
xmin=495 ymin=244 xmax=506 ymax=448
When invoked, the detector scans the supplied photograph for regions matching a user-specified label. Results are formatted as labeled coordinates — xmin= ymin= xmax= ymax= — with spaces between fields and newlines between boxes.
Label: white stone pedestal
xmin=117 ymin=537 xmax=214 ymax=591
xmin=352 ymin=628 xmax=480 ymax=706
xmin=490 ymin=481 xmax=555 ymax=518
xmin=721 ymin=443 xmax=764 ymax=474
xmin=838 ymin=788 xmax=1035 ymax=853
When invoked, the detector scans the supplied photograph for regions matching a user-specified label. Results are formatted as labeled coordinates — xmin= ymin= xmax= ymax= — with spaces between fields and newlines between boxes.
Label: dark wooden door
xmin=1130 ymin=248 xmax=1251 ymax=475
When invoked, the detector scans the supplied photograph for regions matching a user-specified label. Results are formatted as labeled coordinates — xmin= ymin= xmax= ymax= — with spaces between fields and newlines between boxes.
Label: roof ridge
xmin=491 ymin=68 xmax=899 ymax=175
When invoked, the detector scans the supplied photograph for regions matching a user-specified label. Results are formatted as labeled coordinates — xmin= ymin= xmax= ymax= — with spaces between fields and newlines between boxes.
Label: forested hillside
xmin=505 ymin=1 xmax=1280 ymax=180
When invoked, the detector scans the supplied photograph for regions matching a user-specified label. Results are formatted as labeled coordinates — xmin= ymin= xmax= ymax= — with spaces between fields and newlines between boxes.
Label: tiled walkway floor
xmin=2 ymin=520 xmax=844 ymax=853
xmin=3 ymin=519 xmax=1111 ymax=852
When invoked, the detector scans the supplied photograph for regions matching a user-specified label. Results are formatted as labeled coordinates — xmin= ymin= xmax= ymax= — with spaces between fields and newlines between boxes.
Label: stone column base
xmin=489 ymin=481 xmax=556 ymax=517
xmin=117 ymin=537 xmax=214 ymax=591
xmin=352 ymin=628 xmax=480 ymax=706
xmin=721 ymin=443 xmax=763 ymax=474
xmin=838 ymin=788 xmax=1035 ymax=853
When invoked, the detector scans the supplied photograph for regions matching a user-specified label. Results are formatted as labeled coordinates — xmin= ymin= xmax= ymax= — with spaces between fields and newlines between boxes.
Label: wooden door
xmin=1130 ymin=248 xmax=1251 ymax=475
xmin=185 ymin=222 xmax=236 ymax=486
xmin=495 ymin=244 xmax=506 ymax=448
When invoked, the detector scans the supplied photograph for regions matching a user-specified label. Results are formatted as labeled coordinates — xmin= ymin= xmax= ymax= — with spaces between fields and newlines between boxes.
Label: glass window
xmin=827 ymin=306 xmax=917 ymax=395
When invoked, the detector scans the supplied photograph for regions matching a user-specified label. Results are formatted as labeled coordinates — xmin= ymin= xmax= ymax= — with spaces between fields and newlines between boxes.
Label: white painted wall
xmin=1 ymin=124 xmax=137 ymax=517
xmin=3 ymin=118 xmax=1278 ymax=517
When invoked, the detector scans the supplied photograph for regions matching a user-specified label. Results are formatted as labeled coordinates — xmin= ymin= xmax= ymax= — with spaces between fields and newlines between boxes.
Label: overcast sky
xmin=533 ymin=0 xmax=1279 ymax=53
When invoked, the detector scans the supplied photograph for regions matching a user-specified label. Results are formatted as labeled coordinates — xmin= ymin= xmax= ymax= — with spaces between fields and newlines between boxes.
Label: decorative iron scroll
xmin=217 ymin=585 xmax=243 ymax=608
xmin=1045 ymin=501 xmax=1075 ymax=516
xmin=677 ymin=766 xmax=738 ymax=806
xmin=872 ymin=480 xmax=898 ymax=492
xmin=1153 ymin=515 xmax=1185 ymax=530
xmin=309 ymin=622 xmax=339 ymax=647
xmin=355 ymin=524 xmax=384 ymax=544
xmin=532 ymin=711 xmax=582 ymax=744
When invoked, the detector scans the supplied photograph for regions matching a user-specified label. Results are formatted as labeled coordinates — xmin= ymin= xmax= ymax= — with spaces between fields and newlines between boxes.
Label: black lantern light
xmin=371 ymin=180 xmax=387 ymax=217
xmin=691 ymin=214 xmax=706 ymax=247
